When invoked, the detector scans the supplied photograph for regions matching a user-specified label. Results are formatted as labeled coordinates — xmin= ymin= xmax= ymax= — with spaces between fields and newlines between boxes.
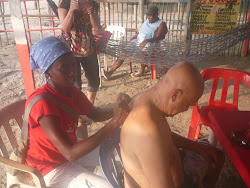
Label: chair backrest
xmin=105 ymin=26 xmax=126 ymax=40
xmin=201 ymin=68 xmax=250 ymax=111
xmin=99 ymin=129 xmax=124 ymax=188
xmin=0 ymin=100 xmax=26 ymax=158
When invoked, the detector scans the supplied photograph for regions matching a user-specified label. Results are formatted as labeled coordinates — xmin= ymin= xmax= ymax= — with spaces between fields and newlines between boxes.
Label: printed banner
xmin=190 ymin=0 xmax=242 ymax=34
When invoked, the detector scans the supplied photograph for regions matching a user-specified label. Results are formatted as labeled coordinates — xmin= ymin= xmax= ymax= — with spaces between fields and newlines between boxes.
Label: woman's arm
xmin=171 ymin=132 xmax=223 ymax=167
xmin=38 ymin=93 xmax=131 ymax=162
xmin=58 ymin=0 xmax=78 ymax=32
xmin=87 ymin=107 xmax=113 ymax=122
xmin=84 ymin=1 xmax=101 ymax=30
xmin=87 ymin=93 xmax=131 ymax=122
xmin=39 ymin=116 xmax=119 ymax=162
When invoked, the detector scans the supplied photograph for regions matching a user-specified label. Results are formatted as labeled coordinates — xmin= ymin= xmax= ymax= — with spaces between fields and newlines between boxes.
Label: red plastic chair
xmin=129 ymin=31 xmax=167 ymax=80
xmin=188 ymin=68 xmax=250 ymax=140
xmin=129 ymin=51 xmax=166 ymax=79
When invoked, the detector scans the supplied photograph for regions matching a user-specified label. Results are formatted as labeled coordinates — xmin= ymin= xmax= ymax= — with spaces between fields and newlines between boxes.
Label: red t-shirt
xmin=25 ymin=83 xmax=93 ymax=176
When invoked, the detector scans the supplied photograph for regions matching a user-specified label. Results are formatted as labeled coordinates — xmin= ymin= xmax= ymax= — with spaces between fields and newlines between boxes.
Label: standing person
xmin=121 ymin=62 xmax=225 ymax=188
xmin=27 ymin=37 xmax=131 ymax=188
xmin=103 ymin=6 xmax=168 ymax=79
xmin=58 ymin=0 xmax=102 ymax=104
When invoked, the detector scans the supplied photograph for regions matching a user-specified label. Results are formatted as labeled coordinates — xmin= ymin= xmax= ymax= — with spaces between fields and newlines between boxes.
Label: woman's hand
xmin=82 ymin=0 xmax=94 ymax=14
xmin=111 ymin=93 xmax=131 ymax=127
xmin=69 ymin=0 xmax=79 ymax=13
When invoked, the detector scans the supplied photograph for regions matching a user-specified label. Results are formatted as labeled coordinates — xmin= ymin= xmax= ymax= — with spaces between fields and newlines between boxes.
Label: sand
xmin=0 ymin=43 xmax=249 ymax=187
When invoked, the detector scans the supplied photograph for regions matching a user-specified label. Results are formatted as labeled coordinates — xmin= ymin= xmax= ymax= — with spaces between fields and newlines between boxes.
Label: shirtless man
xmin=121 ymin=62 xmax=224 ymax=188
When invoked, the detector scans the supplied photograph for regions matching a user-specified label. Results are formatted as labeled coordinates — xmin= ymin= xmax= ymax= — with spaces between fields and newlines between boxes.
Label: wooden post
xmin=184 ymin=0 xmax=193 ymax=42
xmin=9 ymin=0 xmax=35 ymax=98
xmin=103 ymin=2 xmax=106 ymax=26
xmin=108 ymin=2 xmax=110 ymax=25
xmin=180 ymin=3 xmax=186 ymax=42
xmin=37 ymin=0 xmax=43 ymax=39
xmin=134 ymin=3 xmax=137 ymax=29
xmin=34 ymin=0 xmax=38 ymax=9
xmin=135 ymin=3 xmax=138 ymax=29
xmin=121 ymin=3 xmax=123 ymax=27
xmin=139 ymin=0 xmax=144 ymax=28
xmin=241 ymin=8 xmax=250 ymax=56
xmin=0 ymin=2 xmax=9 ymax=45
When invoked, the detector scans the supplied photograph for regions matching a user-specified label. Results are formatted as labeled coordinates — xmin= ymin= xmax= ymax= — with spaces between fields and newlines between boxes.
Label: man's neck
xmin=149 ymin=17 xmax=159 ymax=24
xmin=144 ymin=87 xmax=167 ymax=115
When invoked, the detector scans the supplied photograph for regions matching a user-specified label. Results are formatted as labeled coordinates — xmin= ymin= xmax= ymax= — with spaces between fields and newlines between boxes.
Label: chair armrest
xmin=196 ymin=104 xmax=210 ymax=125
xmin=0 ymin=156 xmax=47 ymax=188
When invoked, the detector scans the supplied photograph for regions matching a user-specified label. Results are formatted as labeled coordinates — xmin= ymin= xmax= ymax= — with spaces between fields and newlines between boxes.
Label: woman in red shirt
xmin=27 ymin=37 xmax=130 ymax=188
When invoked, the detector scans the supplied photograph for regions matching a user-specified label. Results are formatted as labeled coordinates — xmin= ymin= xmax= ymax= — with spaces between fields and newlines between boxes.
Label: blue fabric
xmin=30 ymin=37 xmax=72 ymax=73
xmin=137 ymin=19 xmax=163 ymax=43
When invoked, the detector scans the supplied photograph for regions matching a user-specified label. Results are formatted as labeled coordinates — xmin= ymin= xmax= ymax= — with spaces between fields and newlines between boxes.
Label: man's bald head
xmin=156 ymin=62 xmax=204 ymax=116
xmin=166 ymin=62 xmax=204 ymax=94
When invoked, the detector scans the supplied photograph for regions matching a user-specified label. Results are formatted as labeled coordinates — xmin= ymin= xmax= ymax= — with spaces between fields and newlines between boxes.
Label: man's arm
xmin=132 ymin=121 xmax=175 ymax=188
xmin=171 ymin=132 xmax=223 ymax=167
xmin=139 ymin=21 xmax=167 ymax=47
xmin=148 ymin=21 xmax=168 ymax=43
xmin=130 ymin=33 xmax=139 ymax=41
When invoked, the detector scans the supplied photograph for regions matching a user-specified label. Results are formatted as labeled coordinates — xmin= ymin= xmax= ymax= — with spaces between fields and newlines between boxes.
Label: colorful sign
xmin=190 ymin=0 xmax=242 ymax=34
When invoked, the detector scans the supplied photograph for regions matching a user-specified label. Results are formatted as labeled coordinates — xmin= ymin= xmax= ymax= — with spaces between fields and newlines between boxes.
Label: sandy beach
xmin=0 ymin=43 xmax=249 ymax=187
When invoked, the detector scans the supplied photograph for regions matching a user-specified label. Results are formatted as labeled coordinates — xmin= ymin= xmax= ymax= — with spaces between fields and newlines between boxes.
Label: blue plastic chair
xmin=99 ymin=129 xmax=124 ymax=188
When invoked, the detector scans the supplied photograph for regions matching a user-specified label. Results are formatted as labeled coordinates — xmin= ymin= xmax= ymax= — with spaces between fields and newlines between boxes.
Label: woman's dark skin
xmin=40 ymin=52 xmax=131 ymax=162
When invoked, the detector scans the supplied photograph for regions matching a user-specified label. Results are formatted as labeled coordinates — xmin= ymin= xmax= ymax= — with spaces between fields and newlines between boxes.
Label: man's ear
xmin=171 ymin=89 xmax=182 ymax=102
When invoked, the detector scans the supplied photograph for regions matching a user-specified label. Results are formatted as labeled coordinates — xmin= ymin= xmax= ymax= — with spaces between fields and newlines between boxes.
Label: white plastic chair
xmin=0 ymin=100 xmax=47 ymax=188
xmin=103 ymin=25 xmax=126 ymax=71
xmin=106 ymin=26 xmax=126 ymax=40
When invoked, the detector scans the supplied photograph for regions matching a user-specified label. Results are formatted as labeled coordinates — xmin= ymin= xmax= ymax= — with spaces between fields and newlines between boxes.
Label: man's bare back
xmin=121 ymin=62 xmax=225 ymax=188
xmin=121 ymin=95 xmax=184 ymax=187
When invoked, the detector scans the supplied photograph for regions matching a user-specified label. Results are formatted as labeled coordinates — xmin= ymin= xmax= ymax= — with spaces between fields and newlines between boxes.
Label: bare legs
xmin=104 ymin=59 xmax=149 ymax=79
xmin=103 ymin=58 xmax=124 ymax=79
xmin=87 ymin=91 xmax=97 ymax=105
xmin=139 ymin=64 xmax=147 ymax=74
xmin=131 ymin=64 xmax=148 ymax=77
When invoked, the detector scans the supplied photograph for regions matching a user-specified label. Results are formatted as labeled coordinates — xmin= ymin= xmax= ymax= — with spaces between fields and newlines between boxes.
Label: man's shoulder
xmin=124 ymin=105 xmax=163 ymax=135
xmin=159 ymin=20 xmax=167 ymax=26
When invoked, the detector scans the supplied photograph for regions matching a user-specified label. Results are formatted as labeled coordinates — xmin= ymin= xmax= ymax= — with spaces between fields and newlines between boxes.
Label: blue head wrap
xmin=30 ymin=37 xmax=72 ymax=73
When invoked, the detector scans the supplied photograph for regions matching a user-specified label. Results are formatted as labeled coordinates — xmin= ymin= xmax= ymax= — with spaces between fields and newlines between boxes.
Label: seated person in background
xmin=121 ymin=62 xmax=225 ymax=188
xmin=103 ymin=6 xmax=168 ymax=79
xmin=27 ymin=37 xmax=131 ymax=188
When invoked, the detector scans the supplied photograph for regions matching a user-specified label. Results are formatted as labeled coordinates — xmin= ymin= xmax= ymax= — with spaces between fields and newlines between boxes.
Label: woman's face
xmin=46 ymin=52 xmax=76 ymax=87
